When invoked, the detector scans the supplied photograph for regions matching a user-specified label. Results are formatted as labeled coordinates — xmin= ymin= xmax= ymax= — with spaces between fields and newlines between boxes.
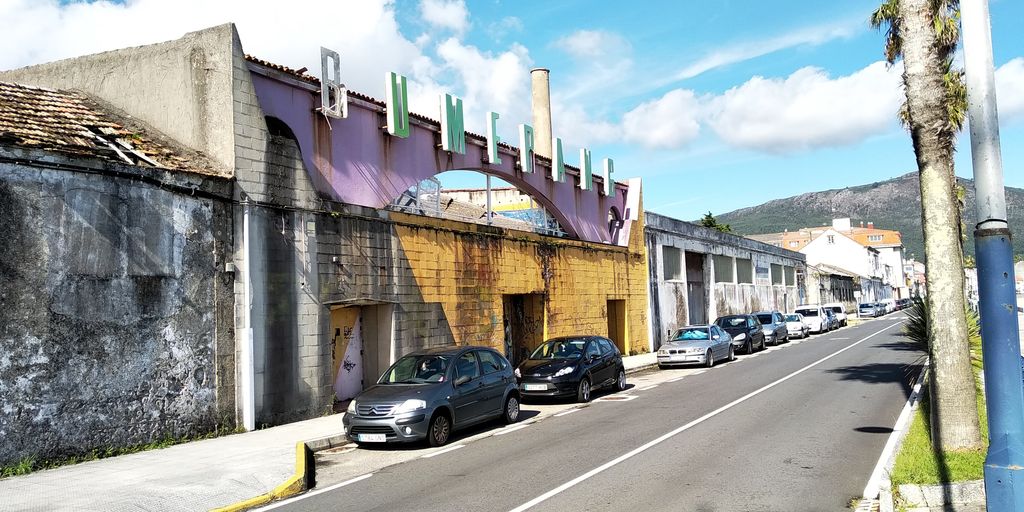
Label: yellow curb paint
xmin=209 ymin=442 xmax=309 ymax=512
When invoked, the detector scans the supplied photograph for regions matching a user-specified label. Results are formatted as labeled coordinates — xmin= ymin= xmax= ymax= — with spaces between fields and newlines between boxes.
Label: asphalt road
xmin=268 ymin=315 xmax=922 ymax=512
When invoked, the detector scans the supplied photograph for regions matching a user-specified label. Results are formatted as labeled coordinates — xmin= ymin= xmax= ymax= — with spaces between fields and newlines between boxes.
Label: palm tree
xmin=871 ymin=0 xmax=982 ymax=450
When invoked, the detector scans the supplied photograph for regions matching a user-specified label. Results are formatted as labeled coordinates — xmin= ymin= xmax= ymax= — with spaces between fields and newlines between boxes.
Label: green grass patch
xmin=0 ymin=423 xmax=245 ymax=479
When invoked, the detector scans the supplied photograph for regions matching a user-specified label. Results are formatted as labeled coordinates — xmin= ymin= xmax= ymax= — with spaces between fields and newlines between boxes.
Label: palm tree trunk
xmin=898 ymin=0 xmax=982 ymax=450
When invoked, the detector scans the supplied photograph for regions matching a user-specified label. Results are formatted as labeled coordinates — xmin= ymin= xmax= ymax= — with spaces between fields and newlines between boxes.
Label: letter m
xmin=440 ymin=93 xmax=466 ymax=154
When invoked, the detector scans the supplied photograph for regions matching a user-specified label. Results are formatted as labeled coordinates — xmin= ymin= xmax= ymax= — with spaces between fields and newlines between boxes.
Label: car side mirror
xmin=455 ymin=375 xmax=471 ymax=387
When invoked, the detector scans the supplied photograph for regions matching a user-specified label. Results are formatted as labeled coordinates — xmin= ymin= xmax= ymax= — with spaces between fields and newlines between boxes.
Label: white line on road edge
xmin=637 ymin=384 xmax=658 ymax=391
xmin=508 ymin=320 xmax=905 ymax=512
xmin=495 ymin=424 xmax=531 ymax=436
xmin=421 ymin=444 xmax=465 ymax=458
xmin=554 ymin=409 xmax=579 ymax=417
xmin=255 ymin=473 xmax=374 ymax=511
xmin=692 ymin=370 xmax=707 ymax=375
xmin=666 ymin=377 xmax=684 ymax=383
xmin=861 ymin=360 xmax=927 ymax=501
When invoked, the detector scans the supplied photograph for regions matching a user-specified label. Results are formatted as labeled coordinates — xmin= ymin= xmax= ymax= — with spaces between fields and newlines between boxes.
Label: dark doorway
xmin=503 ymin=294 xmax=546 ymax=366
xmin=685 ymin=252 xmax=707 ymax=325
xmin=606 ymin=299 xmax=627 ymax=354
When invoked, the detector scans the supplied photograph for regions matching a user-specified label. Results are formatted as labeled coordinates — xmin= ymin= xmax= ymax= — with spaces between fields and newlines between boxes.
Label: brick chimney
xmin=860 ymin=221 xmax=864 ymax=228
xmin=867 ymin=221 xmax=874 ymax=229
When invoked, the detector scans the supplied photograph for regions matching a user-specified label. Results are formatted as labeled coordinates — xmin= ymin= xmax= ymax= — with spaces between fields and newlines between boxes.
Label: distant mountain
xmin=716 ymin=172 xmax=1024 ymax=261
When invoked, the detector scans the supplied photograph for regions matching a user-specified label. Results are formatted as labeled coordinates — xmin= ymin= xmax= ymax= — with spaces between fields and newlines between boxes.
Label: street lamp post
xmin=961 ymin=1 xmax=1024 ymax=510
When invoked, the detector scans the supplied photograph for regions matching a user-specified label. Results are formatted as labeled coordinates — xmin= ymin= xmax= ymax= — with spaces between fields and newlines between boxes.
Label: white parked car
xmin=793 ymin=304 xmax=827 ymax=334
xmin=784 ymin=313 xmax=810 ymax=339
xmin=879 ymin=298 xmax=896 ymax=314
xmin=823 ymin=302 xmax=848 ymax=327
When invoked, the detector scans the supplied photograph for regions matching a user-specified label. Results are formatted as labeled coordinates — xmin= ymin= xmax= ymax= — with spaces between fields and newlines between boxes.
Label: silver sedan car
xmin=657 ymin=325 xmax=735 ymax=368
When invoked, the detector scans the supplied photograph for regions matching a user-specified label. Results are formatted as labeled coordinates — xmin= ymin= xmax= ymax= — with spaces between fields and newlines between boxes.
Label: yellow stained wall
xmin=390 ymin=205 xmax=650 ymax=355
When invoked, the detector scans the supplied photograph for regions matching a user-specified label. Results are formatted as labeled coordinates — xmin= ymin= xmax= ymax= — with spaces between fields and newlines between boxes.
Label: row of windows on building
xmin=661 ymin=246 xmax=797 ymax=286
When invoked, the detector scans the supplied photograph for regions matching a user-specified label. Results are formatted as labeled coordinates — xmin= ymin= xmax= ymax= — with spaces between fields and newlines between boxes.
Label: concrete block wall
xmin=646 ymin=212 xmax=806 ymax=348
xmin=0 ymin=150 xmax=234 ymax=466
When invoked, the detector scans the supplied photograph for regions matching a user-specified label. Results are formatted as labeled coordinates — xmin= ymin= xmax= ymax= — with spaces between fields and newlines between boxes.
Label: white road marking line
xmin=833 ymin=337 xmax=850 ymax=340
xmin=666 ymin=377 xmax=684 ymax=383
xmin=593 ymin=394 xmax=639 ymax=402
xmin=421 ymin=444 xmax=465 ymax=458
xmin=508 ymin=320 xmax=905 ymax=512
xmin=554 ymin=409 xmax=579 ymax=417
xmin=692 ymin=370 xmax=707 ymax=375
xmin=637 ymin=384 xmax=658 ymax=391
xmin=255 ymin=473 xmax=374 ymax=510
xmin=862 ymin=361 xmax=927 ymax=500
xmin=495 ymin=424 xmax=531 ymax=436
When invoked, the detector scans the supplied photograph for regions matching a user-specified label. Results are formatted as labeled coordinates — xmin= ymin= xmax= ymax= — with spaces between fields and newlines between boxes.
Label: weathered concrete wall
xmin=0 ymin=148 xmax=235 ymax=466
xmin=646 ymin=212 xmax=806 ymax=349
xmin=0 ymin=24 xmax=238 ymax=175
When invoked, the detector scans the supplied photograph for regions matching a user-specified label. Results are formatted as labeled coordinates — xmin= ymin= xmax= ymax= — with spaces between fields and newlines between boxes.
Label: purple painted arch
xmin=248 ymin=64 xmax=634 ymax=245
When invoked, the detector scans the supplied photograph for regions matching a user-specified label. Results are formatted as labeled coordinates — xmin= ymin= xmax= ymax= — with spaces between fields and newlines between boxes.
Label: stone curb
xmin=208 ymin=433 xmax=348 ymax=512
xmin=879 ymin=363 xmax=929 ymax=512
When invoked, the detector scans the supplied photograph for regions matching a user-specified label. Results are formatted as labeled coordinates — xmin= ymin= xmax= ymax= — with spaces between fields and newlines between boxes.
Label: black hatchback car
xmin=714 ymin=314 xmax=765 ymax=354
xmin=516 ymin=336 xmax=626 ymax=402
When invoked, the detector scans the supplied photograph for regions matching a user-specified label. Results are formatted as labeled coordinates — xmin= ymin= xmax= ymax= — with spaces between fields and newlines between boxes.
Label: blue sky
xmin=4 ymin=0 xmax=1022 ymax=221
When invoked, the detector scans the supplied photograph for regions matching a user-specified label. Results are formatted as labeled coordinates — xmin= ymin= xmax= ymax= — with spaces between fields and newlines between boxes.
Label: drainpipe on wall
xmin=240 ymin=200 xmax=256 ymax=431
xmin=531 ymin=68 xmax=552 ymax=159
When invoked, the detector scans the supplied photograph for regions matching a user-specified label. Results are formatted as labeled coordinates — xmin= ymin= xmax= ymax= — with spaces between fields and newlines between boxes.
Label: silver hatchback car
xmin=343 ymin=346 xmax=521 ymax=447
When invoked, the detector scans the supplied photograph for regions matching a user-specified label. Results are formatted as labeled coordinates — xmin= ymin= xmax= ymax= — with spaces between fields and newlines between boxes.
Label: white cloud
xmin=621 ymin=90 xmax=701 ymax=149
xmin=432 ymin=38 xmax=533 ymax=137
xmin=419 ymin=0 xmax=469 ymax=35
xmin=554 ymin=30 xmax=631 ymax=60
xmin=996 ymin=57 xmax=1024 ymax=122
xmin=705 ymin=61 xmax=904 ymax=153
xmin=670 ymin=19 xmax=859 ymax=82
xmin=0 ymin=0 xmax=544 ymax=139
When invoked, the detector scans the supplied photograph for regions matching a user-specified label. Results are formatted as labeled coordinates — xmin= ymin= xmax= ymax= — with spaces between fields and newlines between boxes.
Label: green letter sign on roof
xmin=519 ymin=124 xmax=534 ymax=174
xmin=385 ymin=72 xmax=410 ymax=138
xmin=551 ymin=137 xmax=565 ymax=182
xmin=603 ymin=158 xmax=615 ymax=196
xmin=579 ymin=148 xmax=593 ymax=190
xmin=486 ymin=111 xmax=501 ymax=165
xmin=440 ymin=93 xmax=465 ymax=154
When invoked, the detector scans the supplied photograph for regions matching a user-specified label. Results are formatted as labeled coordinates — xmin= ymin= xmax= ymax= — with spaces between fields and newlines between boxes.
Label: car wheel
xmin=615 ymin=369 xmax=627 ymax=391
xmin=658 ymin=363 xmax=667 ymax=370
xmin=577 ymin=377 xmax=592 ymax=403
xmin=745 ymin=340 xmax=753 ymax=355
xmin=427 ymin=412 xmax=451 ymax=447
xmin=503 ymin=394 xmax=520 ymax=425
xmin=705 ymin=349 xmax=714 ymax=368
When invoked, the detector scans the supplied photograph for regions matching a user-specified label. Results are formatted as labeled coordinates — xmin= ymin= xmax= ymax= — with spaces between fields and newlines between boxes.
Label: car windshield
xmin=716 ymin=316 xmax=747 ymax=328
xmin=380 ymin=354 xmax=452 ymax=384
xmin=785 ymin=315 xmax=801 ymax=322
xmin=829 ymin=306 xmax=842 ymax=313
xmin=797 ymin=309 xmax=818 ymax=317
xmin=860 ymin=303 xmax=874 ymax=308
xmin=672 ymin=328 xmax=710 ymax=341
xmin=755 ymin=314 xmax=773 ymax=324
xmin=530 ymin=339 xmax=587 ymax=360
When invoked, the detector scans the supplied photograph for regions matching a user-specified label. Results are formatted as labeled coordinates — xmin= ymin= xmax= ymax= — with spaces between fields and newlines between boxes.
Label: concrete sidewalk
xmin=0 ymin=415 xmax=345 ymax=512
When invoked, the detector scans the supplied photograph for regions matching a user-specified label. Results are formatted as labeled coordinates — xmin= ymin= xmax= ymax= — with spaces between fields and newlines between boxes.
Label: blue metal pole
xmin=961 ymin=1 xmax=1024 ymax=510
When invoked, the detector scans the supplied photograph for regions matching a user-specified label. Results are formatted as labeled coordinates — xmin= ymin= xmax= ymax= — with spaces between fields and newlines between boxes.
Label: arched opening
xmin=388 ymin=170 xmax=568 ymax=238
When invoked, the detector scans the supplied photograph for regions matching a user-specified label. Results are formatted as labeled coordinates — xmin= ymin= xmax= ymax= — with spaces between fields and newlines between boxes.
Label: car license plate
xmin=523 ymin=383 xmax=547 ymax=391
xmin=357 ymin=434 xmax=386 ymax=443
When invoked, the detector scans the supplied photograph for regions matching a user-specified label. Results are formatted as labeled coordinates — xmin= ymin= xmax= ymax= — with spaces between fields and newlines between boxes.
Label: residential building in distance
xmin=747 ymin=218 xmax=905 ymax=305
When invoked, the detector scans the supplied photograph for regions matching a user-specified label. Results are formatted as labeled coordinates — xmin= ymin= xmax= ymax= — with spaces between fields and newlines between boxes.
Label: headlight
xmin=392 ymin=399 xmax=427 ymax=414
xmin=658 ymin=348 xmax=668 ymax=355
xmin=734 ymin=333 xmax=746 ymax=341
xmin=554 ymin=366 xmax=575 ymax=377
xmin=346 ymin=400 xmax=356 ymax=414
xmin=514 ymin=367 xmax=521 ymax=378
